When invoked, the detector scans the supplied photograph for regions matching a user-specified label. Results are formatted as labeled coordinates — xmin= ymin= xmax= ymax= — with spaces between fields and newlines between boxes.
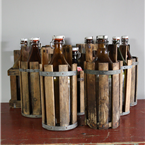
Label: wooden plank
xmin=125 ymin=59 xmax=132 ymax=112
xmin=71 ymin=64 xmax=77 ymax=124
xmin=8 ymin=68 xmax=19 ymax=76
xmin=19 ymin=61 xmax=23 ymax=110
xmin=130 ymin=58 xmax=136 ymax=106
xmin=21 ymin=46 xmax=30 ymax=61
xmin=10 ymin=76 xmax=17 ymax=100
xmin=111 ymin=62 xmax=120 ymax=129
xmin=44 ymin=65 xmax=55 ymax=126
xmin=63 ymin=45 xmax=72 ymax=66
xmin=119 ymin=61 xmax=123 ymax=114
xmin=59 ymin=65 xmax=69 ymax=126
xmin=85 ymin=44 xmax=94 ymax=62
xmin=14 ymin=50 xmax=20 ymax=62
xmin=86 ymin=62 xmax=97 ymax=129
xmin=84 ymin=61 xmax=87 ymax=125
xmin=135 ymin=57 xmax=138 ymax=103
xmin=119 ymin=45 xmax=127 ymax=62
xmin=76 ymin=44 xmax=86 ymax=69
xmin=80 ymin=71 xmax=84 ymax=113
xmin=40 ymin=64 xmax=46 ymax=124
xmin=9 ymin=100 xmax=21 ymax=108
xmin=108 ymin=44 xmax=118 ymax=62
xmin=41 ymin=47 xmax=50 ymax=67
xmin=30 ymin=62 xmax=41 ymax=115
xmin=21 ymin=62 xmax=30 ymax=115
xmin=93 ymin=44 xmax=98 ymax=51
xmin=98 ymin=63 xmax=109 ymax=129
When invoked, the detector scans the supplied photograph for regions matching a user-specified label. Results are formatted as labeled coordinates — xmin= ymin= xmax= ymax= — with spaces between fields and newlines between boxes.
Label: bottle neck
xmin=53 ymin=40 xmax=63 ymax=54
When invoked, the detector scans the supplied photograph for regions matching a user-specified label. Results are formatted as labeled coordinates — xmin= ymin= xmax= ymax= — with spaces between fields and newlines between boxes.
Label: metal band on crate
xmin=21 ymin=112 xmax=42 ymax=118
xmin=77 ymin=78 xmax=84 ymax=81
xmin=84 ymin=69 xmax=121 ymax=75
xmin=42 ymin=122 xmax=77 ymax=131
xmin=39 ymin=71 xmax=77 ymax=77
xmin=132 ymin=62 xmax=139 ymax=66
xmin=77 ymin=112 xmax=85 ymax=115
xmin=19 ymin=68 xmax=40 ymax=72
xmin=121 ymin=65 xmax=132 ymax=70
xmin=120 ymin=111 xmax=130 ymax=116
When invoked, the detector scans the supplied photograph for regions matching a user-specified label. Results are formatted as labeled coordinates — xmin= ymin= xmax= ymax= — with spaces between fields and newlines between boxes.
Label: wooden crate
xmin=40 ymin=64 xmax=77 ymax=131
xmin=77 ymin=70 xmax=85 ymax=126
xmin=85 ymin=61 xmax=120 ymax=129
xmin=7 ymin=50 xmax=21 ymax=108
xmin=19 ymin=61 xmax=41 ymax=118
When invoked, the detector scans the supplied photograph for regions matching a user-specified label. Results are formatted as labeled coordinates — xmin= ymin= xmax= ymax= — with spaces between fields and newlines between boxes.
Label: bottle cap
xmin=33 ymin=37 xmax=40 ymax=41
xmin=96 ymin=35 xmax=108 ymax=39
xmin=121 ymin=35 xmax=129 ymax=39
xmin=53 ymin=35 xmax=65 ymax=40
xmin=85 ymin=36 xmax=93 ymax=39
xmin=112 ymin=36 xmax=120 ymax=40
xmin=20 ymin=38 xmax=28 ymax=41
xmin=72 ymin=47 xmax=79 ymax=51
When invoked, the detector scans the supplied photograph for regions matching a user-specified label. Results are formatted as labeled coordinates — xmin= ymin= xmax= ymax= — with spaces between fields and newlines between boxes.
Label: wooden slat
xmin=135 ymin=57 xmax=138 ymax=103
xmin=19 ymin=61 xmax=23 ymax=110
xmin=108 ymin=44 xmax=118 ymax=62
xmin=71 ymin=64 xmax=77 ymax=124
xmin=14 ymin=50 xmax=20 ymax=62
xmin=76 ymin=44 xmax=86 ymax=69
xmin=111 ymin=62 xmax=120 ymax=129
xmin=30 ymin=62 xmax=41 ymax=115
xmin=119 ymin=45 xmax=128 ymax=62
xmin=21 ymin=62 xmax=30 ymax=115
xmin=44 ymin=65 xmax=55 ymax=126
xmin=98 ymin=63 xmax=109 ymax=129
xmin=125 ymin=59 xmax=132 ymax=112
xmin=84 ymin=61 xmax=87 ymax=125
xmin=80 ymin=71 xmax=84 ymax=113
xmin=85 ymin=44 xmax=94 ymax=62
xmin=10 ymin=76 xmax=17 ymax=100
xmin=119 ymin=61 xmax=123 ymax=114
xmin=86 ymin=62 xmax=97 ymax=129
xmin=59 ymin=65 xmax=69 ymax=126
xmin=40 ymin=64 xmax=46 ymax=124
xmin=130 ymin=58 xmax=136 ymax=106
xmin=41 ymin=47 xmax=50 ymax=67
xmin=8 ymin=68 xmax=19 ymax=76
xmin=93 ymin=44 xmax=98 ymax=51
xmin=63 ymin=45 xmax=72 ymax=66
xmin=21 ymin=46 xmax=30 ymax=61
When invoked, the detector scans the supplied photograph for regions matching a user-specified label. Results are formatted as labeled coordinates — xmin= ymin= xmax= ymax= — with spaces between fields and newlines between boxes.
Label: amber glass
xmin=27 ymin=40 xmax=41 ymax=65
xmin=121 ymin=38 xmax=132 ymax=59
xmin=49 ymin=39 xmax=71 ymax=125
xmin=12 ymin=40 xmax=28 ymax=69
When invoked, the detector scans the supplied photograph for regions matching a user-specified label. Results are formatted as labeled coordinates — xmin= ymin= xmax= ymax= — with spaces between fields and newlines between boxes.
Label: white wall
xmin=1 ymin=0 xmax=145 ymax=102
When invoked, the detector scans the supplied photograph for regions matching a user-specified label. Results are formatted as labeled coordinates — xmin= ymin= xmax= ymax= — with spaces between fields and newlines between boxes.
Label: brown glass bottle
xmin=49 ymin=35 xmax=71 ymax=125
xmin=12 ymin=38 xmax=28 ymax=68
xmin=94 ymin=35 xmax=112 ymax=68
xmin=121 ymin=35 xmax=132 ymax=60
xmin=27 ymin=38 xmax=41 ymax=65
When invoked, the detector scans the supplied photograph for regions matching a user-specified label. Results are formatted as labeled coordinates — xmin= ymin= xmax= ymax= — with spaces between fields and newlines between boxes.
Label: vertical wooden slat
xmin=29 ymin=62 xmax=41 ymax=115
xmin=41 ymin=47 xmax=50 ymax=67
xmin=130 ymin=58 xmax=136 ymax=106
xmin=86 ymin=62 xmax=97 ymax=128
xmin=108 ymin=44 xmax=118 ymax=62
xmin=10 ymin=76 xmax=17 ymax=100
xmin=85 ymin=44 xmax=94 ymax=62
xmin=14 ymin=50 xmax=20 ymax=62
xmin=119 ymin=45 xmax=128 ymax=62
xmin=119 ymin=61 xmax=123 ymax=114
xmin=40 ymin=64 xmax=46 ymax=124
xmin=135 ymin=57 xmax=138 ymax=103
xmin=19 ymin=61 xmax=23 ymax=110
xmin=111 ymin=62 xmax=120 ymax=128
xmin=59 ymin=65 xmax=69 ymax=126
xmin=21 ymin=62 xmax=30 ymax=115
xmin=125 ymin=59 xmax=132 ymax=112
xmin=98 ymin=63 xmax=109 ymax=129
xmin=84 ymin=61 xmax=87 ymax=125
xmin=44 ymin=65 xmax=55 ymax=126
xmin=21 ymin=46 xmax=30 ymax=61
xmin=80 ymin=71 xmax=84 ymax=113
xmin=63 ymin=45 xmax=72 ymax=66
xmin=71 ymin=64 xmax=77 ymax=124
